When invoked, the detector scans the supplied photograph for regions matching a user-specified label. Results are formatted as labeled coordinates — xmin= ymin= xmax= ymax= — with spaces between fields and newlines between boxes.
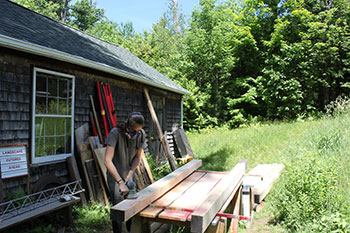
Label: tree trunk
xmin=319 ymin=85 xmax=330 ymax=111
xmin=172 ymin=0 xmax=179 ymax=33
xmin=60 ymin=0 xmax=69 ymax=22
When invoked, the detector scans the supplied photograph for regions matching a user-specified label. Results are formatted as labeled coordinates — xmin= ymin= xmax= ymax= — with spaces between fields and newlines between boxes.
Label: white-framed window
xmin=31 ymin=67 xmax=75 ymax=164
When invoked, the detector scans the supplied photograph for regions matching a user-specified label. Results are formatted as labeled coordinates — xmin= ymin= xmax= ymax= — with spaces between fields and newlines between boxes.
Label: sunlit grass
xmin=187 ymin=112 xmax=350 ymax=232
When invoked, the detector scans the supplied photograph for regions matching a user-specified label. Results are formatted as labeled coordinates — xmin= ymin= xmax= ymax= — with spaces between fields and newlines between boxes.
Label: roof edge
xmin=0 ymin=34 xmax=190 ymax=95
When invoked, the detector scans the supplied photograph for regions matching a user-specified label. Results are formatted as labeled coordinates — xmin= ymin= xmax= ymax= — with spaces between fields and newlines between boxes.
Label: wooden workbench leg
xmin=130 ymin=216 xmax=151 ymax=233
xmin=205 ymin=218 xmax=226 ymax=233
xmin=229 ymin=187 xmax=242 ymax=233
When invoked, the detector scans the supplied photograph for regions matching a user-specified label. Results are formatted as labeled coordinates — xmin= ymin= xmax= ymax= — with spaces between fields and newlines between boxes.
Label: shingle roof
xmin=0 ymin=0 xmax=189 ymax=95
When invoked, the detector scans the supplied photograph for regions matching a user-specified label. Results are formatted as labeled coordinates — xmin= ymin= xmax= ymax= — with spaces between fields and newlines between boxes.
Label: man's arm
xmin=105 ymin=145 xmax=129 ymax=195
xmin=125 ymin=148 xmax=143 ymax=182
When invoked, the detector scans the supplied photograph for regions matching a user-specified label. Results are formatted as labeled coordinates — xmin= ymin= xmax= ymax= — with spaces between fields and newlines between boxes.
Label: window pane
xmin=48 ymin=77 xmax=57 ymax=97
xmin=36 ymin=97 xmax=47 ymax=114
xmin=35 ymin=137 xmax=46 ymax=157
xmin=45 ymin=137 xmax=56 ymax=155
xmin=48 ymin=97 xmax=58 ymax=115
xmin=56 ymin=118 xmax=66 ymax=135
xmin=58 ymin=100 xmax=68 ymax=115
xmin=44 ymin=117 xmax=56 ymax=136
xmin=35 ymin=117 xmax=45 ymax=137
xmin=58 ymin=79 xmax=68 ymax=98
xmin=56 ymin=136 xmax=66 ymax=154
xmin=36 ymin=75 xmax=46 ymax=93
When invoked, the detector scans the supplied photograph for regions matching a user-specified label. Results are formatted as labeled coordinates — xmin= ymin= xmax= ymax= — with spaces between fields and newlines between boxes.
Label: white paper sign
xmin=0 ymin=146 xmax=28 ymax=179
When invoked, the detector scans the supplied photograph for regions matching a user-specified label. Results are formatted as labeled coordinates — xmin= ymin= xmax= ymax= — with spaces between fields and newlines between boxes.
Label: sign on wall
xmin=0 ymin=145 xmax=28 ymax=179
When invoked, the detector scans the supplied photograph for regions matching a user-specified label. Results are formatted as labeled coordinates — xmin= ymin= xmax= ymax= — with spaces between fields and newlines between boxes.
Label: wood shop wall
xmin=0 ymin=0 xmax=189 ymax=202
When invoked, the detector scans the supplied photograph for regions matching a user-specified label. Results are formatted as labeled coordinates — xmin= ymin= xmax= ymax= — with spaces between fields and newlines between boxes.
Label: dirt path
xmin=240 ymin=202 xmax=283 ymax=233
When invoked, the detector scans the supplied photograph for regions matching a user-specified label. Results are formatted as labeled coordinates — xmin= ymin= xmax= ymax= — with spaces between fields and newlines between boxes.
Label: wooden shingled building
xmin=0 ymin=0 xmax=189 ymax=202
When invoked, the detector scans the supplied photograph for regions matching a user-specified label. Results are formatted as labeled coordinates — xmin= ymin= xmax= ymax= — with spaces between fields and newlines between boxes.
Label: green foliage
xmin=12 ymin=0 xmax=61 ymax=20
xmin=69 ymin=0 xmax=105 ymax=31
xmin=301 ymin=212 xmax=350 ymax=233
xmin=6 ymin=187 xmax=26 ymax=202
xmin=70 ymin=203 xmax=111 ymax=232
xmin=271 ymin=156 xmax=341 ymax=231
xmin=145 ymin=153 xmax=172 ymax=181
xmin=257 ymin=69 xmax=303 ymax=119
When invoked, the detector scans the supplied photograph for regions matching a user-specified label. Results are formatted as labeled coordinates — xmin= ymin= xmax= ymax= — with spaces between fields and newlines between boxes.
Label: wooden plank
xmin=173 ymin=128 xmax=194 ymax=158
xmin=67 ymin=155 xmax=87 ymax=205
xmin=139 ymin=159 xmax=150 ymax=185
xmin=244 ymin=164 xmax=284 ymax=203
xmin=79 ymin=148 xmax=95 ymax=201
xmin=211 ymin=178 xmax=243 ymax=227
xmin=75 ymin=124 xmax=95 ymax=202
xmin=85 ymin=159 xmax=98 ymax=201
xmin=89 ymin=136 xmax=103 ymax=149
xmin=139 ymin=171 xmax=206 ymax=218
xmin=159 ymin=173 xmax=224 ymax=222
xmin=111 ymin=159 xmax=202 ymax=222
xmin=0 ymin=197 xmax=80 ymax=231
xmin=228 ymin=188 xmax=241 ymax=233
xmin=141 ymin=150 xmax=154 ymax=183
xmin=205 ymin=217 xmax=227 ymax=233
xmin=191 ymin=159 xmax=247 ymax=233
xmin=90 ymin=95 xmax=104 ymax=144
xmin=92 ymin=147 xmax=107 ymax=184
xmin=75 ymin=123 xmax=90 ymax=145
xmin=135 ymin=167 xmax=145 ymax=190
xmin=169 ymin=173 xmax=223 ymax=210
xmin=89 ymin=137 xmax=109 ymax=205
xmin=158 ymin=210 xmax=190 ymax=222
xmin=144 ymin=87 xmax=177 ymax=171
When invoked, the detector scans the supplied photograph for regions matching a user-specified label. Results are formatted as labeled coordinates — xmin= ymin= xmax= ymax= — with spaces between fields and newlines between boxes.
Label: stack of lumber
xmin=243 ymin=163 xmax=285 ymax=204
xmin=112 ymin=159 xmax=247 ymax=233
xmin=75 ymin=123 xmax=108 ymax=205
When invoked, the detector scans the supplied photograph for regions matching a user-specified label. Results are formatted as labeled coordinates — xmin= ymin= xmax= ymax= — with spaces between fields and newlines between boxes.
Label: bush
xmin=271 ymin=155 xmax=342 ymax=232
xmin=146 ymin=153 xmax=172 ymax=181
xmin=71 ymin=203 xmax=110 ymax=232
xmin=300 ymin=212 xmax=350 ymax=232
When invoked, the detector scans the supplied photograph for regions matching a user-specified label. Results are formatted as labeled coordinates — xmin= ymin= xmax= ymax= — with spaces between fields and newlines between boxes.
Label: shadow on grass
xmin=199 ymin=147 xmax=232 ymax=171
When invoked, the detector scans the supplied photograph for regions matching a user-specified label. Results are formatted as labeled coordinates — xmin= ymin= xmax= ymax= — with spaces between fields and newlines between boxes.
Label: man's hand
xmin=125 ymin=170 xmax=134 ymax=182
xmin=119 ymin=182 xmax=129 ymax=196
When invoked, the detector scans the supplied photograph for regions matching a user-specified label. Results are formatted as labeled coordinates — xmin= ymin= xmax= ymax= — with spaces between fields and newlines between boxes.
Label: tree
xmin=12 ymin=0 xmax=61 ymax=20
xmin=260 ymin=0 xmax=350 ymax=118
xmin=69 ymin=0 xmax=105 ymax=31
xmin=184 ymin=0 xmax=260 ymax=127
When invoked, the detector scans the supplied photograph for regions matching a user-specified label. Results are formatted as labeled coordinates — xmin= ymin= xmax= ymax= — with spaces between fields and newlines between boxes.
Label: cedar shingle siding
xmin=0 ymin=48 xmax=182 ymax=200
xmin=0 ymin=0 xmax=186 ymax=201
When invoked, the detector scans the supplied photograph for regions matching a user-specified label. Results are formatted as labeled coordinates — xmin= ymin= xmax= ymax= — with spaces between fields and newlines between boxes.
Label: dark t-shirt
xmin=105 ymin=127 xmax=146 ymax=180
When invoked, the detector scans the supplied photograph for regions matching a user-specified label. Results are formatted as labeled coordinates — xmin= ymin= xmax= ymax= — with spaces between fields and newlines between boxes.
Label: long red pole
xmin=107 ymin=84 xmax=117 ymax=126
xmin=149 ymin=204 xmax=250 ymax=221
xmin=102 ymin=83 xmax=115 ymax=129
xmin=96 ymin=81 xmax=109 ymax=138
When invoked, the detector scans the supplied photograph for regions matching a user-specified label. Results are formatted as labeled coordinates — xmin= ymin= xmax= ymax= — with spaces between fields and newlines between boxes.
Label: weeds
xmin=271 ymin=155 xmax=341 ymax=232
xmin=69 ymin=203 xmax=111 ymax=232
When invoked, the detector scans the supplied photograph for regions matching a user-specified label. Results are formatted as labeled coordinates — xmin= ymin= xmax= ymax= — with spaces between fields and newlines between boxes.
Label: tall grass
xmin=187 ymin=97 xmax=350 ymax=232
